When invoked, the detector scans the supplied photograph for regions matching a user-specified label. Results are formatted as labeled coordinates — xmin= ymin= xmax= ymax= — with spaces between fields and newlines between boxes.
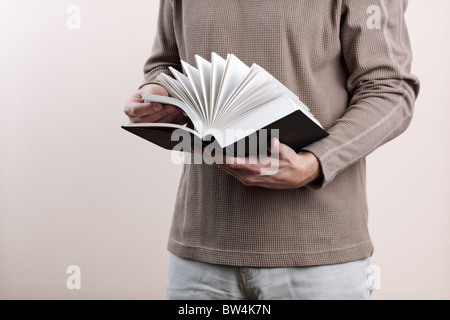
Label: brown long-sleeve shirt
xmin=141 ymin=0 xmax=420 ymax=267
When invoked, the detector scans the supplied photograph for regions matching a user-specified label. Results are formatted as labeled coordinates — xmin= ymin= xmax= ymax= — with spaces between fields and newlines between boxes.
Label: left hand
xmin=216 ymin=138 xmax=322 ymax=189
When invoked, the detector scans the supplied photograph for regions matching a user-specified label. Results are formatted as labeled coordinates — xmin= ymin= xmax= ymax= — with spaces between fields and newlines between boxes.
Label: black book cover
xmin=122 ymin=110 xmax=328 ymax=157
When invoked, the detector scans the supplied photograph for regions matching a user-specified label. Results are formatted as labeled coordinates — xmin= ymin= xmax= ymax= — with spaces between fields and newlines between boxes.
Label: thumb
xmin=140 ymin=83 xmax=169 ymax=97
xmin=268 ymin=137 xmax=280 ymax=155
xmin=269 ymin=137 xmax=294 ymax=159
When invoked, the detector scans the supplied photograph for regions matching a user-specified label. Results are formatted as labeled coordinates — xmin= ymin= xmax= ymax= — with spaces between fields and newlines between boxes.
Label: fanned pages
xmin=122 ymin=52 xmax=328 ymax=156
xmin=210 ymin=53 xmax=227 ymax=116
xmin=194 ymin=55 xmax=212 ymax=123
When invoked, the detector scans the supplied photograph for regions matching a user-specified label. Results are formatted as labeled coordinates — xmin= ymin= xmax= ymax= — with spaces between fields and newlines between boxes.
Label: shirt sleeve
xmin=302 ymin=0 xmax=420 ymax=189
xmin=139 ymin=0 xmax=181 ymax=89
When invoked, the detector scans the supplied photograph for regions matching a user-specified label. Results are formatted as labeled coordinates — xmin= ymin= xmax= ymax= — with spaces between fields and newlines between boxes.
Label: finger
xmin=163 ymin=104 xmax=180 ymax=114
xmin=218 ymin=164 xmax=266 ymax=187
xmin=125 ymin=101 xmax=164 ymax=117
xmin=267 ymin=137 xmax=280 ymax=155
xmin=154 ymin=104 xmax=184 ymax=121
xmin=223 ymin=155 xmax=249 ymax=166
xmin=173 ymin=112 xmax=188 ymax=125
xmin=222 ymin=156 xmax=261 ymax=173
xmin=268 ymin=137 xmax=293 ymax=160
xmin=130 ymin=105 xmax=183 ymax=123
xmin=219 ymin=161 xmax=261 ymax=175
xmin=128 ymin=114 xmax=153 ymax=123
xmin=156 ymin=110 xmax=183 ymax=124
xmin=140 ymin=84 xmax=169 ymax=97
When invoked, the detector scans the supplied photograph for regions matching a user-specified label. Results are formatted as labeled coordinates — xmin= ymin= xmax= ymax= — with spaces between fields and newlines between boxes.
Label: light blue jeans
xmin=166 ymin=253 xmax=373 ymax=300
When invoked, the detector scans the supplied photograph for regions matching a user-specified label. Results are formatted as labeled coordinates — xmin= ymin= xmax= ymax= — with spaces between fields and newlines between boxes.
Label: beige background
xmin=0 ymin=0 xmax=449 ymax=300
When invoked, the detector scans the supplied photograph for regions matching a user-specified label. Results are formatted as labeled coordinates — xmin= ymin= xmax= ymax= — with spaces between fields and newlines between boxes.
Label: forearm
xmin=303 ymin=0 xmax=420 ymax=188
xmin=303 ymin=80 xmax=418 ymax=187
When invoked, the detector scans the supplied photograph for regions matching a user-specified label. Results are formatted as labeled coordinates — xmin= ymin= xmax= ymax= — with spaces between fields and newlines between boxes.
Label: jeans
xmin=166 ymin=253 xmax=373 ymax=300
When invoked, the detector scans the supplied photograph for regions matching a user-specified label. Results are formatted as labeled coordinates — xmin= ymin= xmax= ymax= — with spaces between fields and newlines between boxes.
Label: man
xmin=124 ymin=0 xmax=419 ymax=300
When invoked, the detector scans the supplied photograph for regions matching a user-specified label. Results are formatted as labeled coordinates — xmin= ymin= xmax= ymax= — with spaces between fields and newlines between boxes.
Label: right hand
xmin=124 ymin=84 xmax=187 ymax=124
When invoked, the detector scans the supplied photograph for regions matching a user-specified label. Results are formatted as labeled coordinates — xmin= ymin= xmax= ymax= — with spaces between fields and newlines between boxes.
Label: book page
xmin=215 ymin=82 xmax=282 ymax=127
xmin=141 ymin=94 xmax=204 ymax=133
xmin=210 ymin=52 xmax=227 ymax=116
xmin=215 ymin=95 xmax=298 ymax=148
xmin=213 ymin=54 xmax=250 ymax=119
xmin=157 ymin=73 xmax=192 ymax=106
xmin=216 ymin=65 xmax=275 ymax=120
xmin=181 ymin=60 xmax=207 ymax=120
xmin=219 ymin=64 xmax=323 ymax=130
xmin=253 ymin=65 xmax=312 ymax=114
xmin=195 ymin=55 xmax=212 ymax=123
xmin=216 ymin=65 xmax=260 ymax=117
xmin=153 ymin=53 xmax=324 ymax=147
xmin=168 ymin=67 xmax=206 ymax=123
xmin=289 ymin=98 xmax=324 ymax=128
xmin=157 ymin=73 xmax=208 ymax=129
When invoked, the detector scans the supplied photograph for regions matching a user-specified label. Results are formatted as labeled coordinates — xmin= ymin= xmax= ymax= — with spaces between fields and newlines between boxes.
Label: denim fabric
xmin=166 ymin=253 xmax=373 ymax=300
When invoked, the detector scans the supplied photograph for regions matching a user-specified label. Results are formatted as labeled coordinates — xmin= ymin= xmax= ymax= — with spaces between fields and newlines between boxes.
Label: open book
xmin=122 ymin=53 xmax=328 ymax=156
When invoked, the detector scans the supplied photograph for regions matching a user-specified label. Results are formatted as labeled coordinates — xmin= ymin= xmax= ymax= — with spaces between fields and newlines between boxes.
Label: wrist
xmin=296 ymin=152 xmax=322 ymax=186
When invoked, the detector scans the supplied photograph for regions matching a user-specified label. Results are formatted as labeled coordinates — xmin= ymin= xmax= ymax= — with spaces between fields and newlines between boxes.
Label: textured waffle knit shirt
xmin=142 ymin=0 xmax=420 ymax=267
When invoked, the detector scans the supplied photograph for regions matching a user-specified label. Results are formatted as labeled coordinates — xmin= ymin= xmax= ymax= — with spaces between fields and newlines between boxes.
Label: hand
xmin=124 ymin=84 xmax=187 ymax=124
xmin=217 ymin=138 xmax=321 ymax=189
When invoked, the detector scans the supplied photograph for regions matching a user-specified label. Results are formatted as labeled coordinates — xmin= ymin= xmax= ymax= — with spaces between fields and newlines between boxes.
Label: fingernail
xmin=153 ymin=103 xmax=163 ymax=111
